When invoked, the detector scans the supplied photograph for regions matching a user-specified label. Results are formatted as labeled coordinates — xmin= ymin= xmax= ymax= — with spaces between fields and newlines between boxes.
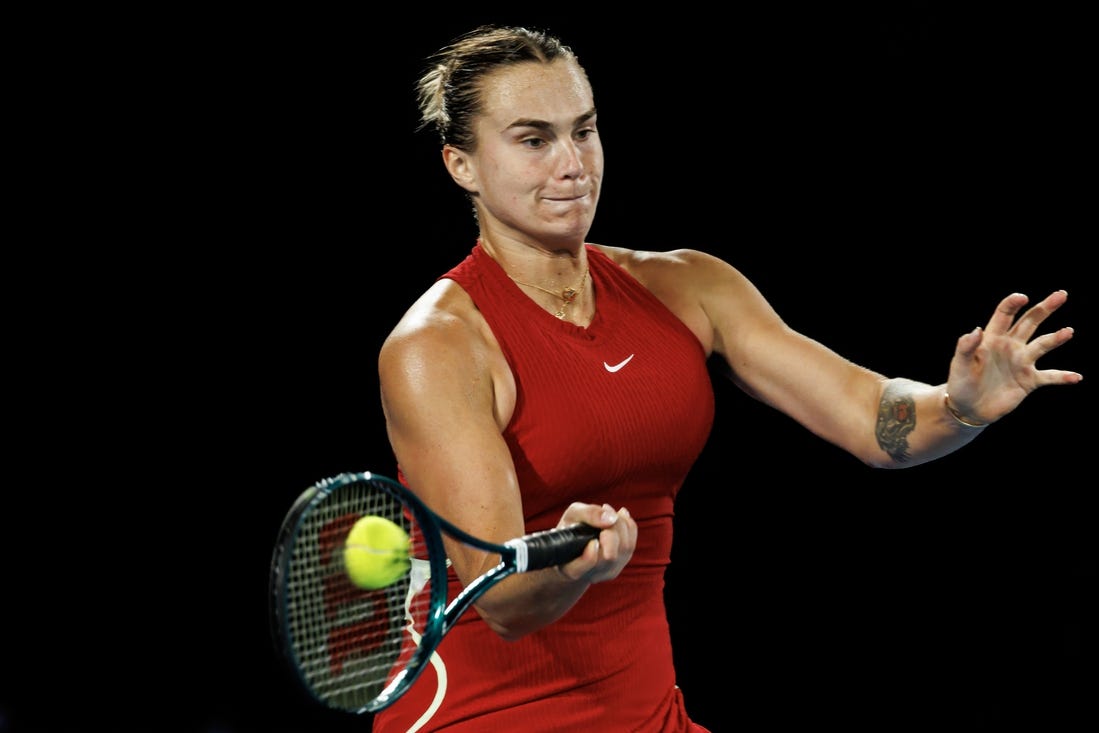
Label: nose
xmin=555 ymin=139 xmax=584 ymax=179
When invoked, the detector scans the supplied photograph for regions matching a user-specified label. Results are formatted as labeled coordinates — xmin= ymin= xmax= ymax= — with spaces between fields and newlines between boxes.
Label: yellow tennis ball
xmin=343 ymin=515 xmax=412 ymax=589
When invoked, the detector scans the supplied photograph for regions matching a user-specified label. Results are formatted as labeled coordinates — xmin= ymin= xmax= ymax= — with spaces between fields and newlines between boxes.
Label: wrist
xmin=944 ymin=391 xmax=987 ymax=429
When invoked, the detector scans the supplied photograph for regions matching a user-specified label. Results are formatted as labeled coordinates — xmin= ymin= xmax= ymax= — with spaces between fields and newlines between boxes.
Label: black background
xmin=3 ymin=3 xmax=1093 ymax=732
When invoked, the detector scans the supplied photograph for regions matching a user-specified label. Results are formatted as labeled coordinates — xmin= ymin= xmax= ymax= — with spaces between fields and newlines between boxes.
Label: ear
xmin=442 ymin=144 xmax=478 ymax=193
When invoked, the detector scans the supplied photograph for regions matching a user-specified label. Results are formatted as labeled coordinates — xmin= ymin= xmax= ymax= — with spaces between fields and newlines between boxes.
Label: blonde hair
xmin=415 ymin=25 xmax=581 ymax=151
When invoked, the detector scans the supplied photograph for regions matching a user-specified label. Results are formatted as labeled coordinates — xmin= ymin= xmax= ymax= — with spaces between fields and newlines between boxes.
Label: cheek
xmin=586 ymin=155 xmax=603 ymax=184
xmin=486 ymin=160 xmax=542 ymax=195
xmin=480 ymin=168 xmax=532 ymax=210
xmin=584 ymin=148 xmax=603 ymax=175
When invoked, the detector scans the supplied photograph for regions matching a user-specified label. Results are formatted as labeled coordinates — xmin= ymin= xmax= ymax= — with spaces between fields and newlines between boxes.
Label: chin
xmin=550 ymin=210 xmax=596 ymax=237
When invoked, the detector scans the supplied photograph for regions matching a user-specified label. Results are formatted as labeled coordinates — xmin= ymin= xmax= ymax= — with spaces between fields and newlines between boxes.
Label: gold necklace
xmin=508 ymin=264 xmax=590 ymax=319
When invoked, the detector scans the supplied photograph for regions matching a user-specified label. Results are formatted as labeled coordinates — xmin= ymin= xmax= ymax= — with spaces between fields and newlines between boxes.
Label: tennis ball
xmin=343 ymin=515 xmax=412 ymax=590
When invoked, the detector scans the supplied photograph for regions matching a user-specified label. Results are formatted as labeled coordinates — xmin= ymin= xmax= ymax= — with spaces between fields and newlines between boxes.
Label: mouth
xmin=543 ymin=192 xmax=590 ymax=203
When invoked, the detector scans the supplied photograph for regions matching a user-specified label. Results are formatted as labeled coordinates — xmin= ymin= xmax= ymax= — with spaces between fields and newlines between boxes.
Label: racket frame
xmin=270 ymin=471 xmax=593 ymax=713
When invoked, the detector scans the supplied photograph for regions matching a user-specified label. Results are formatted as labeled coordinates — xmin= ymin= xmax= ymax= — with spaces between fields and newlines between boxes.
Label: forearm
xmin=456 ymin=503 xmax=630 ymax=642
xmin=474 ymin=568 xmax=591 ymax=641
xmin=871 ymin=378 xmax=987 ymax=468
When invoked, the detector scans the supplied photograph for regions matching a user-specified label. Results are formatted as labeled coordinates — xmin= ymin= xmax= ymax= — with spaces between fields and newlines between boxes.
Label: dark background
xmin=4 ymin=3 xmax=1093 ymax=732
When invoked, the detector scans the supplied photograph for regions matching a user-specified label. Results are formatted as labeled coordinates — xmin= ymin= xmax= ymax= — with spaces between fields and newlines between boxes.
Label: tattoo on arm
xmin=875 ymin=383 xmax=915 ymax=463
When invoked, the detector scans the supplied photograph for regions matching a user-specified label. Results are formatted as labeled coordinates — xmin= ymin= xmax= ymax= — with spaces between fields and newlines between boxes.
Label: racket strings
xmin=284 ymin=483 xmax=424 ymax=709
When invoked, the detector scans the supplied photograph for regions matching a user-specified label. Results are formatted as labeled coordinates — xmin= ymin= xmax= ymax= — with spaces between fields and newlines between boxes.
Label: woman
xmin=374 ymin=24 xmax=1080 ymax=732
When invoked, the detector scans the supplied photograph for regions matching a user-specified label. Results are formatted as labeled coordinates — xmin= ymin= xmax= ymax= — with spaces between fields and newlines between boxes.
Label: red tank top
xmin=373 ymin=243 xmax=715 ymax=733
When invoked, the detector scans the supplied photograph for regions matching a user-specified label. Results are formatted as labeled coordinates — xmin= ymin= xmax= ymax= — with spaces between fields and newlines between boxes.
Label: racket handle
xmin=507 ymin=523 xmax=602 ymax=572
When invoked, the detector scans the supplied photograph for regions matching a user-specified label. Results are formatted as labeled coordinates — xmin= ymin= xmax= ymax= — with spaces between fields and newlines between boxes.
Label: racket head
xmin=269 ymin=471 xmax=449 ymax=713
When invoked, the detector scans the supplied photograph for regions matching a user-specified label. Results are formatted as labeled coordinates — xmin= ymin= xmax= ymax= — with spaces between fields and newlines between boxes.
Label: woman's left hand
xmin=944 ymin=289 xmax=1081 ymax=424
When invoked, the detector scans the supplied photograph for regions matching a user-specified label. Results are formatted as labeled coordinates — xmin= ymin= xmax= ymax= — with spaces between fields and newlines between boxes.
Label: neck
xmin=481 ymin=238 xmax=591 ymax=321
xmin=478 ymin=237 xmax=586 ymax=278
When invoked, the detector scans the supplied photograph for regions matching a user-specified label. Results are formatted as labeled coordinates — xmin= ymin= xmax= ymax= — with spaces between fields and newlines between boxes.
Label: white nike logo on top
xmin=604 ymin=354 xmax=635 ymax=373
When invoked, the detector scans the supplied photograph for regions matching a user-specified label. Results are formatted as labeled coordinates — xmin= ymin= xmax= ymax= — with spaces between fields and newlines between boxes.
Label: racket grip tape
xmin=507 ymin=523 xmax=602 ymax=572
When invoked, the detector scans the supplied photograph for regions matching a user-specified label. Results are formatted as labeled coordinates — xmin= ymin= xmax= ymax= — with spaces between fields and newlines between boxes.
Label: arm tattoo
xmin=875 ymin=383 xmax=915 ymax=463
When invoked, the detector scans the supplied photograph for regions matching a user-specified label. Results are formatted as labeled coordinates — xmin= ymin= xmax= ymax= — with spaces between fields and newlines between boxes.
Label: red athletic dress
xmin=373 ymin=243 xmax=715 ymax=732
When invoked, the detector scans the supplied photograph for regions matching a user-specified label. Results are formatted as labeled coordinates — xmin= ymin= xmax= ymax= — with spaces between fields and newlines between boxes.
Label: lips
xmin=544 ymin=192 xmax=590 ymax=202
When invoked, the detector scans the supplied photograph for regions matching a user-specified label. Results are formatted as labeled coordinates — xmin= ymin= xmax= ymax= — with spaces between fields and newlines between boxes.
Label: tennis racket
xmin=269 ymin=470 xmax=600 ymax=714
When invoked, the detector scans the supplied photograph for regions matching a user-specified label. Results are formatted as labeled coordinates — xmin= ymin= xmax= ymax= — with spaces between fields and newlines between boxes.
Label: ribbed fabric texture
xmin=374 ymin=243 xmax=715 ymax=733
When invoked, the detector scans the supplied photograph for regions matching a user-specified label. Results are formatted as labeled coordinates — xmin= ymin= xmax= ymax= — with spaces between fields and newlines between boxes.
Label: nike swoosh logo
xmin=604 ymin=354 xmax=635 ymax=373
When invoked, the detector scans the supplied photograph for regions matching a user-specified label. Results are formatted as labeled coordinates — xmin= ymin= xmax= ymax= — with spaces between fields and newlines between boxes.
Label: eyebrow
xmin=505 ymin=108 xmax=597 ymax=132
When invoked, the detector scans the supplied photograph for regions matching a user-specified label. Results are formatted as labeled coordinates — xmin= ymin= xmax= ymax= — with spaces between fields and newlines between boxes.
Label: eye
xmin=521 ymin=137 xmax=547 ymax=149
xmin=575 ymin=127 xmax=597 ymax=142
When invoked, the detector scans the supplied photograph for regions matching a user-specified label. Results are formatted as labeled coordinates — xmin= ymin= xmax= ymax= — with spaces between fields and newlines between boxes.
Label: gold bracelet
xmin=944 ymin=392 xmax=987 ymax=428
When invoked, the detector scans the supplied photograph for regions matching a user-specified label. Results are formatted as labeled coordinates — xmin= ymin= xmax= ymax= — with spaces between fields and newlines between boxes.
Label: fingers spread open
xmin=1009 ymin=290 xmax=1069 ymax=342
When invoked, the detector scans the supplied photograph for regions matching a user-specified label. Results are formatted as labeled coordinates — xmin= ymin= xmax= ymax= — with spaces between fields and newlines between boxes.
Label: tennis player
xmin=374 ymin=24 xmax=1081 ymax=732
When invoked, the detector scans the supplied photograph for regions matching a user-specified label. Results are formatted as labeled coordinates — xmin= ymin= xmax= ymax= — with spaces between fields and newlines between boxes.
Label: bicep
xmin=378 ymin=321 xmax=527 ymax=582
xmin=707 ymin=265 xmax=886 ymax=458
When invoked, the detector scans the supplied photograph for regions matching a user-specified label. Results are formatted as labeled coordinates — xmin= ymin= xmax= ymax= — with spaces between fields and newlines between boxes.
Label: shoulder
xmin=379 ymin=279 xmax=495 ymax=377
xmin=589 ymin=242 xmax=757 ymax=305
xmin=588 ymin=243 xmax=778 ymax=355
xmin=590 ymin=244 xmax=731 ymax=284
xmin=379 ymin=277 xmax=514 ymax=431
